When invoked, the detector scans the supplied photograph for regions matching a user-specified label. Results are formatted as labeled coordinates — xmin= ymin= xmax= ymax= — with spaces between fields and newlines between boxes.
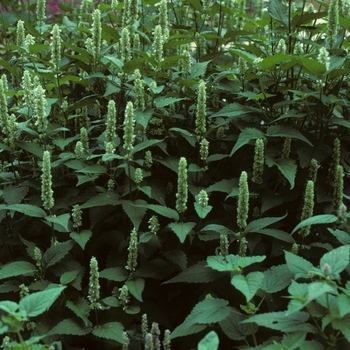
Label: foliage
xmin=0 ymin=0 xmax=350 ymax=348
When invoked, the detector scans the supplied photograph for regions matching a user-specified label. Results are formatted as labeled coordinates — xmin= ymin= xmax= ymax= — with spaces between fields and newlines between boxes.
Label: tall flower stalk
xmin=41 ymin=151 xmax=54 ymax=212
xmin=176 ymin=157 xmax=188 ymax=215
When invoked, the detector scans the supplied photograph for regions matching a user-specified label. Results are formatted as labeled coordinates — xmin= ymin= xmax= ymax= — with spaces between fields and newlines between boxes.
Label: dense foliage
xmin=0 ymin=0 xmax=350 ymax=348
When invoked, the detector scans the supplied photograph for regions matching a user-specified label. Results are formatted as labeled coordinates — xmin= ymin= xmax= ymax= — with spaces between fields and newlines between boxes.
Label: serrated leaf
xmin=328 ymin=228 xmax=350 ymax=245
xmin=133 ymin=203 xmax=179 ymax=220
xmin=210 ymin=103 xmax=261 ymax=119
xmin=92 ymin=321 xmax=124 ymax=343
xmin=155 ymin=97 xmax=188 ymax=108
xmin=76 ymin=164 xmax=107 ymax=174
xmin=44 ymin=214 xmax=71 ymax=233
xmin=131 ymin=138 xmax=165 ymax=155
xmin=266 ymin=125 xmax=312 ymax=146
xmin=231 ymin=272 xmax=264 ymax=302
xmin=256 ymin=228 xmax=295 ymax=243
xmin=2 ymin=186 xmax=29 ymax=205
xmin=198 ymin=331 xmax=219 ymax=350
xmin=194 ymin=203 xmax=213 ymax=219
xmin=285 ymin=251 xmax=315 ymax=277
xmin=243 ymin=311 xmax=314 ymax=332
xmin=206 ymin=179 xmax=237 ymax=194
xmin=291 ymin=215 xmax=338 ymax=234
xmin=0 ymin=280 xmax=20 ymax=293
xmin=0 ymin=301 xmax=19 ymax=315
xmin=100 ymin=267 xmax=128 ymax=282
xmin=286 ymin=281 xmax=310 ymax=316
xmin=134 ymin=109 xmax=153 ymax=129
xmin=60 ymin=270 xmax=79 ymax=285
xmin=165 ymin=249 xmax=187 ymax=270
xmin=163 ymin=261 xmax=222 ymax=284
xmin=207 ymin=255 xmax=266 ymax=272
xmin=19 ymin=285 xmax=66 ymax=317
xmin=46 ymin=318 xmax=91 ymax=336
xmin=121 ymin=200 xmax=147 ymax=230
xmin=0 ymin=261 xmax=37 ymax=280
xmin=15 ymin=140 xmax=44 ymax=159
xmin=332 ymin=314 xmax=350 ymax=342
xmin=268 ymin=0 xmax=288 ymax=26
xmin=219 ymin=311 xmax=252 ymax=341
xmin=168 ymin=222 xmax=196 ymax=243
xmin=245 ymin=214 xmax=287 ymax=233
xmin=171 ymin=299 xmax=231 ymax=339
xmin=66 ymin=298 xmax=91 ymax=327
xmin=320 ymin=245 xmax=349 ymax=275
xmin=70 ymin=230 xmax=92 ymax=250
xmin=275 ymin=158 xmax=297 ymax=189
xmin=4 ymin=204 xmax=46 ymax=218
xmin=189 ymin=61 xmax=210 ymax=79
xmin=261 ymin=264 xmax=294 ymax=293
xmin=42 ymin=240 xmax=74 ymax=269
xmin=80 ymin=192 xmax=120 ymax=209
xmin=102 ymin=296 xmax=120 ymax=307
xmin=125 ymin=278 xmax=145 ymax=302
xmin=230 ymin=128 xmax=265 ymax=156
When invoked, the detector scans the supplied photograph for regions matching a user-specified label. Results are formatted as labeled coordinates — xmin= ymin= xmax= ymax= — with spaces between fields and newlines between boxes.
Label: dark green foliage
xmin=0 ymin=0 xmax=350 ymax=348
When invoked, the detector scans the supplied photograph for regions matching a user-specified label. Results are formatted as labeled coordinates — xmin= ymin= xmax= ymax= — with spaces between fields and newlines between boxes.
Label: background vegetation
xmin=0 ymin=0 xmax=350 ymax=348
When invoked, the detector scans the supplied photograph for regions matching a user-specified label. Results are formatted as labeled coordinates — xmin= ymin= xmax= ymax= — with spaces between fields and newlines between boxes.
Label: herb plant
xmin=0 ymin=0 xmax=350 ymax=349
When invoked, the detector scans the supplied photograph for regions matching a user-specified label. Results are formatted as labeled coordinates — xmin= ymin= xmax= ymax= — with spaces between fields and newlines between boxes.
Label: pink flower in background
xmin=47 ymin=2 xmax=60 ymax=15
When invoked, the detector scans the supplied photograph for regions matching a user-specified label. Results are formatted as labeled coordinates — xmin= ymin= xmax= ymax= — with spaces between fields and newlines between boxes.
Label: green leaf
xmin=92 ymin=321 xmax=124 ymax=343
xmin=4 ymin=204 xmax=46 ymax=218
xmin=268 ymin=0 xmax=288 ymax=26
xmin=80 ymin=192 xmax=120 ymax=209
xmin=76 ymin=164 xmax=107 ymax=174
xmin=121 ymin=200 xmax=147 ymax=230
xmin=2 ymin=186 xmax=29 ymax=205
xmin=131 ymin=138 xmax=166 ymax=155
xmin=134 ymin=109 xmax=153 ymax=129
xmin=19 ymin=285 xmax=66 ymax=317
xmin=125 ymin=278 xmax=145 ymax=302
xmin=66 ymin=298 xmax=91 ymax=327
xmin=243 ymin=311 xmax=315 ymax=333
xmin=46 ymin=318 xmax=91 ymax=336
xmin=163 ymin=261 xmax=222 ymax=284
xmin=286 ymin=281 xmax=310 ymax=316
xmin=328 ymin=228 xmax=350 ymax=245
xmin=171 ymin=299 xmax=231 ymax=339
xmin=332 ymin=314 xmax=350 ymax=342
xmin=230 ymin=128 xmax=265 ymax=156
xmin=320 ymin=245 xmax=349 ymax=275
xmin=165 ymin=249 xmax=187 ymax=270
xmin=0 ymin=301 xmax=19 ymax=315
xmin=189 ymin=61 xmax=210 ymax=79
xmin=15 ymin=140 xmax=44 ymax=159
xmin=266 ymin=125 xmax=312 ymax=146
xmin=102 ymin=296 xmax=120 ymax=307
xmin=42 ymin=240 xmax=74 ymax=269
xmin=70 ymin=230 xmax=92 ymax=250
xmin=168 ymin=222 xmax=196 ymax=243
xmin=337 ymin=294 xmax=350 ymax=318
xmin=231 ymin=272 xmax=264 ymax=302
xmin=291 ymin=215 xmax=338 ymax=234
xmin=198 ymin=331 xmax=219 ymax=350
xmin=155 ymin=97 xmax=188 ymax=108
xmin=194 ymin=203 xmax=213 ymax=219
xmin=275 ymin=158 xmax=297 ymax=189
xmin=60 ymin=270 xmax=79 ymax=285
xmin=207 ymin=255 xmax=266 ymax=272
xmin=307 ymin=281 xmax=337 ymax=303
xmin=245 ymin=214 xmax=287 ymax=233
xmin=219 ymin=311 xmax=252 ymax=341
xmin=44 ymin=214 xmax=71 ymax=233
xmin=133 ymin=203 xmax=179 ymax=220
xmin=261 ymin=264 xmax=294 ymax=293
xmin=285 ymin=251 xmax=315 ymax=278
xmin=0 ymin=261 xmax=37 ymax=280
xmin=255 ymin=229 xmax=295 ymax=243
xmin=210 ymin=103 xmax=261 ymax=119
xmin=100 ymin=267 xmax=128 ymax=282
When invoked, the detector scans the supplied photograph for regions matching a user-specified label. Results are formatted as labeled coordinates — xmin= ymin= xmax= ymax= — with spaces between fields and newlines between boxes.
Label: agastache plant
xmin=41 ymin=151 xmax=54 ymax=212
xmin=252 ymin=138 xmax=264 ymax=184
xmin=159 ymin=0 xmax=169 ymax=40
xmin=237 ymin=171 xmax=249 ymax=230
xmin=105 ymin=100 xmax=117 ymax=150
xmin=332 ymin=165 xmax=344 ymax=216
xmin=36 ymin=0 xmax=46 ymax=26
xmin=120 ymin=27 xmax=132 ymax=63
xmin=88 ymin=256 xmax=101 ymax=309
xmin=153 ymin=25 xmax=164 ymax=68
xmin=92 ymin=9 xmax=102 ymax=66
xmin=123 ymin=101 xmax=135 ymax=153
xmin=50 ymin=24 xmax=62 ymax=72
xmin=126 ymin=228 xmax=138 ymax=271
xmin=199 ymin=138 xmax=209 ymax=161
xmin=299 ymin=180 xmax=314 ymax=238
xmin=16 ymin=20 xmax=25 ymax=46
xmin=195 ymin=80 xmax=207 ymax=136
xmin=133 ymin=69 xmax=145 ymax=111
xmin=34 ymin=84 xmax=48 ymax=137
xmin=176 ymin=157 xmax=188 ymax=214
xmin=326 ymin=0 xmax=339 ymax=48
